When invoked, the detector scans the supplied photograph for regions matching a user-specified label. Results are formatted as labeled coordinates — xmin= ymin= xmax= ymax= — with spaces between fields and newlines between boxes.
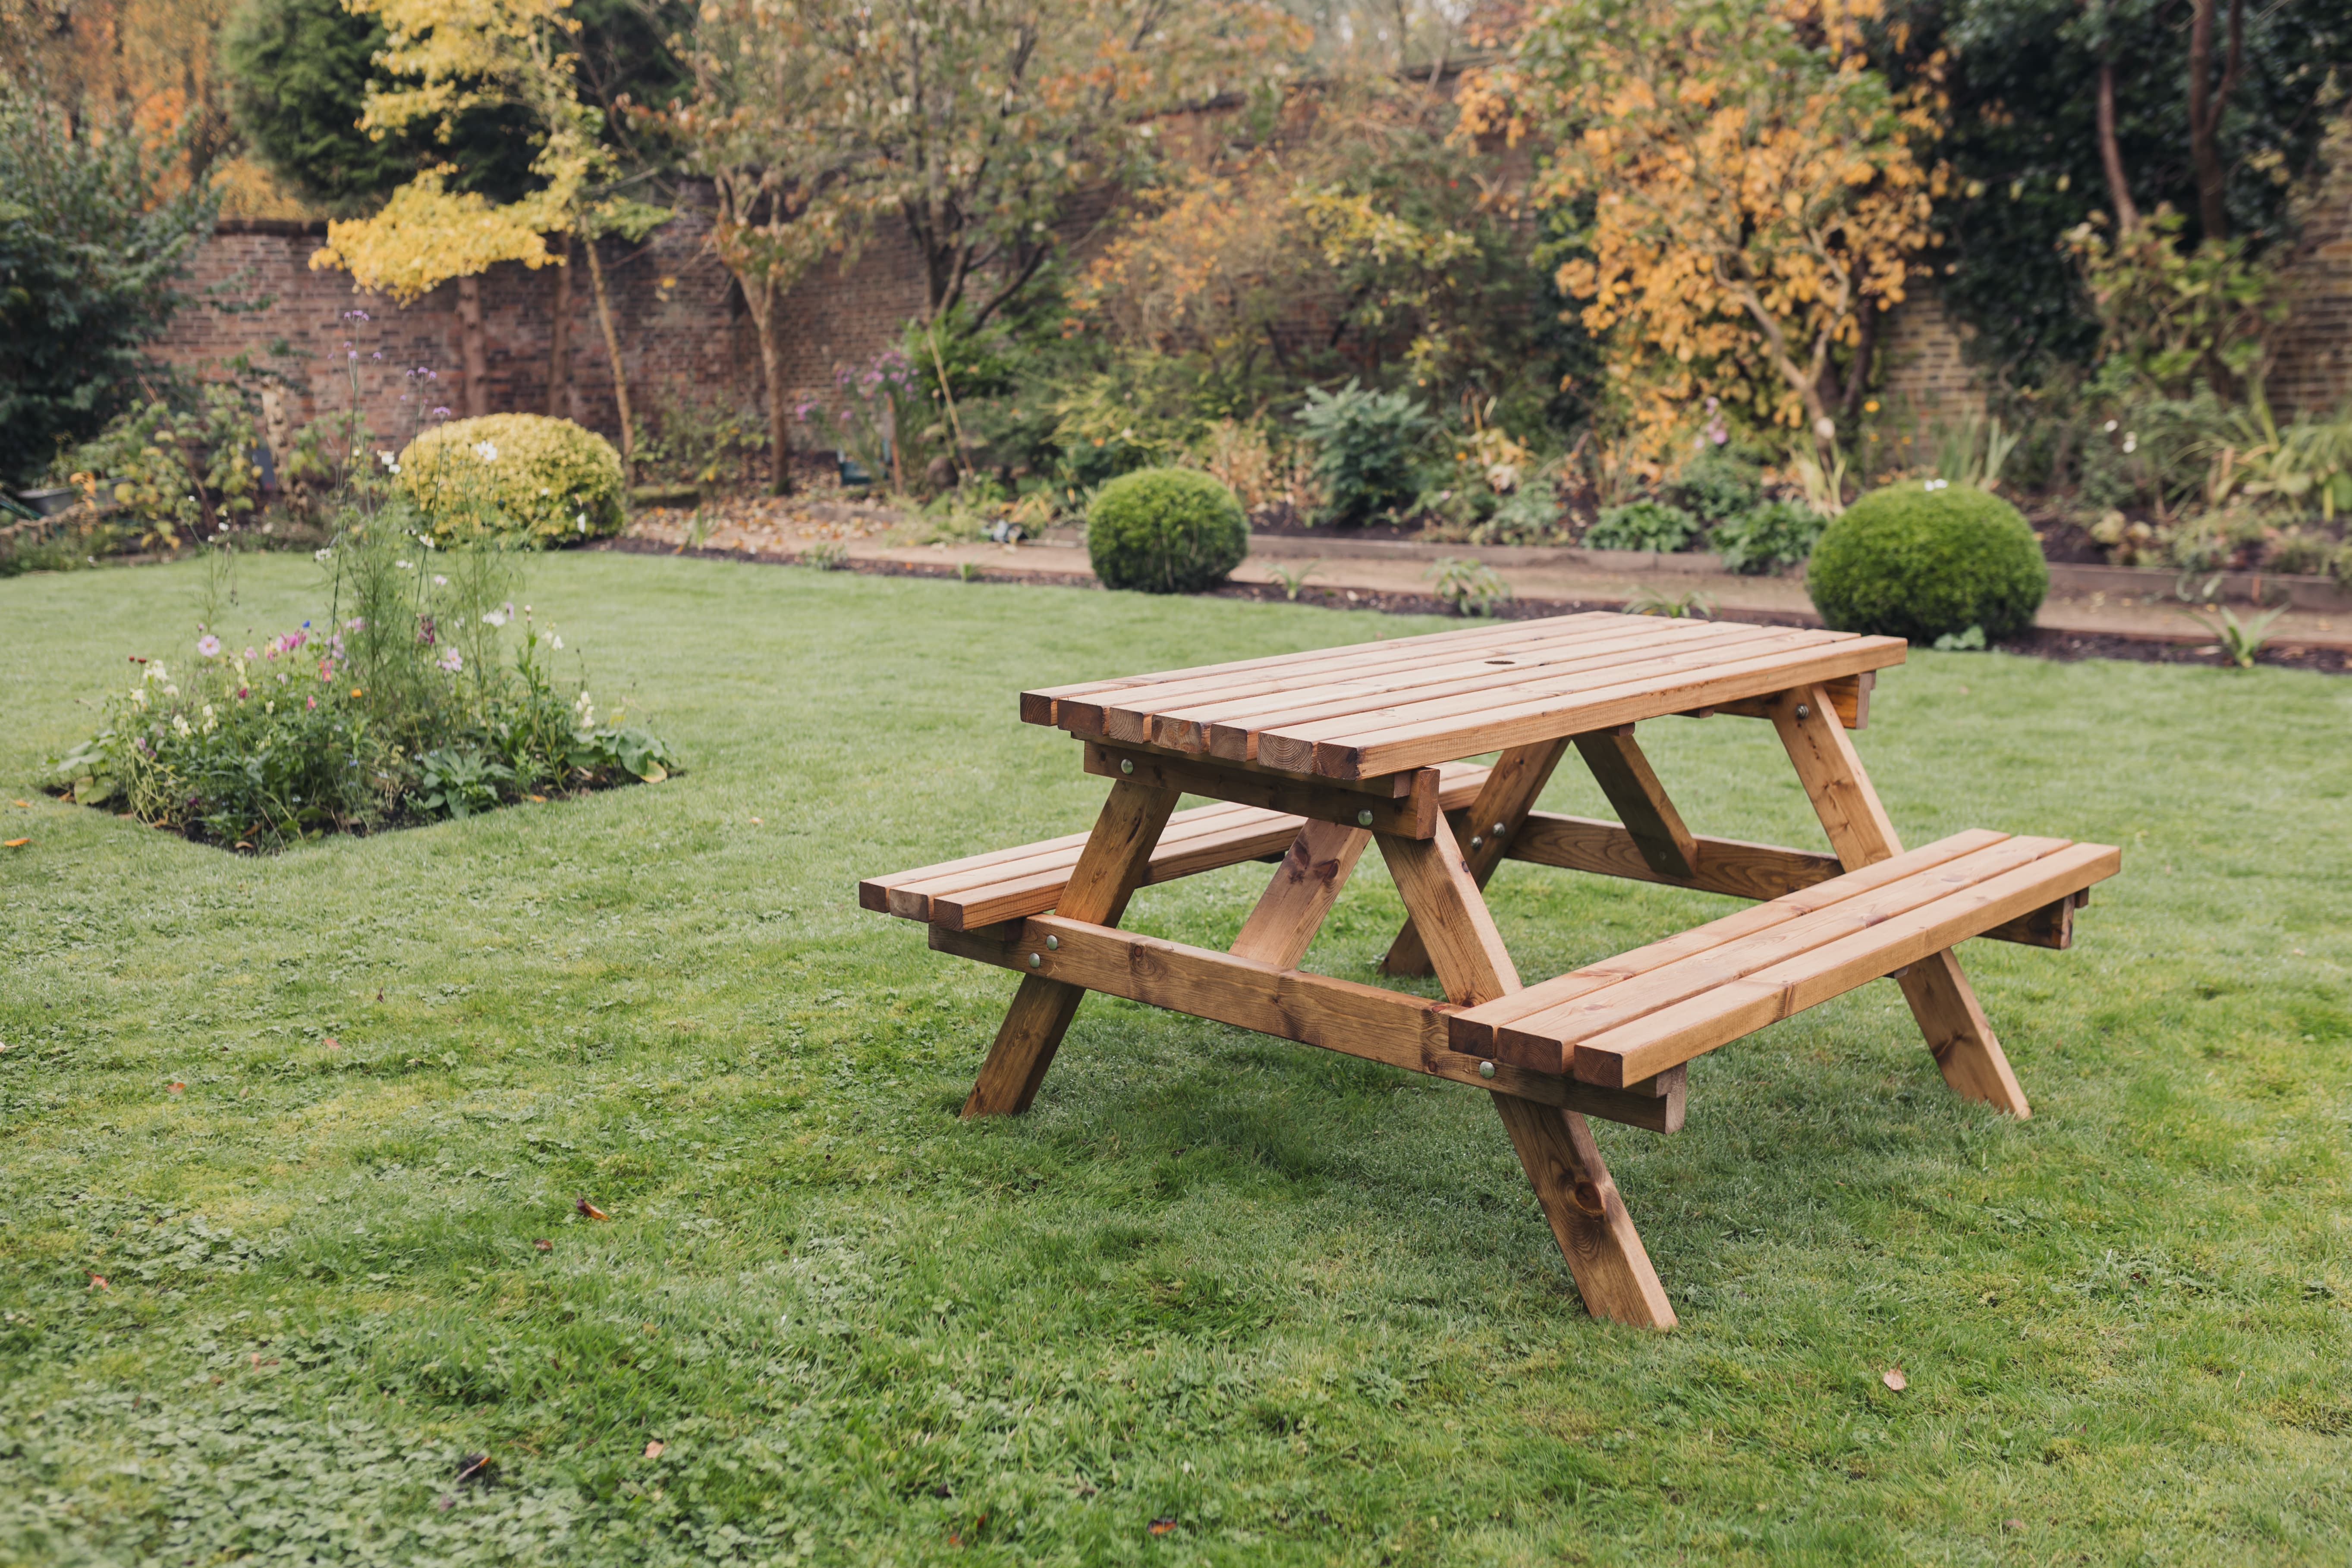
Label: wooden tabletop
xmin=1023 ymin=612 xmax=1907 ymax=779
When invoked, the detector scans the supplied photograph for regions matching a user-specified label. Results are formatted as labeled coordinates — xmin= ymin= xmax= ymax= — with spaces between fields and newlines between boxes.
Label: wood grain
xmin=1377 ymin=814 xmax=1520 ymax=1007
xmin=1384 ymin=738 xmax=1569 ymax=978
xmin=1229 ymin=819 xmax=1371 ymax=970
xmin=929 ymin=914 xmax=1682 ymax=1130
xmin=1570 ymin=728 xmax=1700 ymax=880
xmin=1084 ymin=742 xmax=1442 ymax=837
xmin=1768 ymin=684 xmax=2041 ymax=1118
xmin=1490 ymin=1094 xmax=1678 ymax=1329
xmin=960 ymin=780 xmax=1178 ymax=1118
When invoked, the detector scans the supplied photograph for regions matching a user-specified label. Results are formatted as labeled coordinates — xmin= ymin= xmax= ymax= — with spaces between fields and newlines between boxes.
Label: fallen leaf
xmin=750 ymin=817 xmax=762 ymax=825
xmin=576 ymin=1197 xmax=610 ymax=1221
xmin=11 ymin=800 xmax=29 ymax=808
xmin=644 ymin=1440 xmax=665 ymax=1459
xmin=1881 ymin=1367 xmax=1907 ymax=1392
xmin=323 ymin=1036 xmax=340 ymax=1050
xmin=455 ymin=1453 xmax=493 ymax=1483
xmin=167 ymin=1082 xmax=185 ymax=1094
xmin=1148 ymin=1518 xmax=1176 ymax=1536
xmin=528 ymin=795 xmax=547 ymax=804
xmin=3 ymin=839 xmax=28 ymax=849
xmin=533 ymin=1238 xmax=553 ymax=1252
xmin=89 ymin=1274 xmax=107 ymax=1290
xmin=2004 ymin=1518 xmax=2025 ymax=1530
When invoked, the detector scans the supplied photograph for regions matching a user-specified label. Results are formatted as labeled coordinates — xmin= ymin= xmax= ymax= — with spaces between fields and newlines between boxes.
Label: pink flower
xmin=306 ymin=695 xmax=317 ymax=710
xmin=195 ymin=635 xmax=221 ymax=658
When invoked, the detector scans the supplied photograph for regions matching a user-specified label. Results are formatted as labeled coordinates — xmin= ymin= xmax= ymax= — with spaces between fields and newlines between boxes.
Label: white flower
xmin=420 ymin=534 xmax=437 ymax=550
xmin=131 ymin=685 xmax=148 ymax=709
xmin=433 ymin=574 xmax=448 ymax=586
xmin=145 ymin=662 xmax=169 ymax=683
xmin=396 ymin=559 xmax=414 ymax=569
xmin=550 ymin=634 xmax=562 ymax=650
xmin=2122 ymin=434 xmax=2138 ymax=455
xmin=2104 ymin=420 xmax=2119 ymax=433
xmin=473 ymin=440 xmax=499 ymax=463
xmin=573 ymin=690 xmax=595 ymax=727
xmin=265 ymin=700 xmax=274 ymax=714
xmin=540 ymin=486 xmax=551 ymax=496
xmin=575 ymin=512 xmax=587 ymax=532
xmin=1814 ymin=417 xmax=1836 ymax=440
xmin=482 ymin=600 xmax=514 ymax=628
xmin=200 ymin=704 xmax=217 ymax=733
xmin=171 ymin=714 xmax=192 ymax=737
xmin=314 ymin=547 xmax=333 ymax=562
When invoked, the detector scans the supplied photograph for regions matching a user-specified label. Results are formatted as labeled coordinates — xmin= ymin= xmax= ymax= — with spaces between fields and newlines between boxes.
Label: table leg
xmin=1230 ymin=819 xmax=1370 ymax=969
xmin=1769 ymin=685 xmax=2032 ymax=1118
xmin=1382 ymin=740 xmax=1568 ymax=977
xmin=1378 ymin=816 xmax=1676 ymax=1329
xmin=961 ymin=779 xmax=1181 ymax=1118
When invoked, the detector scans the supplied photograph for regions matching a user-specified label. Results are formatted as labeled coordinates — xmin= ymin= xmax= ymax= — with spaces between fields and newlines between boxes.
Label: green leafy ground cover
xmin=1 ymin=555 xmax=2348 ymax=1565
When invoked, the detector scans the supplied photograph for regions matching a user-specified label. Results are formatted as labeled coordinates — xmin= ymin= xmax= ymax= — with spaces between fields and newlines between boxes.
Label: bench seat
xmin=1450 ymin=829 xmax=2120 ymax=1087
xmin=862 ymin=761 xmax=1495 ymax=931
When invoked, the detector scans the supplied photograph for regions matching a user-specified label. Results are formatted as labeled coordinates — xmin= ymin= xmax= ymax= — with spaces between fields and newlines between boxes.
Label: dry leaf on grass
xmin=577 ymin=1197 xmax=610 ymax=1220
xmin=644 ymin=1440 xmax=665 ymax=1459
xmin=1882 ymin=1367 xmax=1907 ymax=1392
xmin=4 ymin=839 xmax=29 ymax=849
xmin=1148 ymin=1518 xmax=1176 ymax=1536
xmin=533 ymin=1238 xmax=553 ymax=1252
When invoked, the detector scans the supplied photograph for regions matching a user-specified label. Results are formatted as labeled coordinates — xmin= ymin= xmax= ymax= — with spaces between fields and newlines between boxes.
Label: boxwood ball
xmin=1806 ymin=484 xmax=2048 ymax=643
xmin=1086 ymin=468 xmax=1248 ymax=594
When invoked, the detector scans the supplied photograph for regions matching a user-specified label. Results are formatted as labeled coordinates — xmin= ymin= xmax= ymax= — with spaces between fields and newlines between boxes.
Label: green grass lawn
xmin=2 ymin=553 xmax=2348 ymax=1566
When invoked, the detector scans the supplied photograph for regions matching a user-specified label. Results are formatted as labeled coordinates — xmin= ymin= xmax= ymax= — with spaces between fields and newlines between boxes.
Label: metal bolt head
xmin=1468 ymin=835 xmax=1483 ymax=849
xmin=1119 ymin=757 xmax=1134 ymax=775
xmin=1492 ymin=821 xmax=1507 ymax=837
xmin=1027 ymin=952 xmax=1042 ymax=968
xmin=1794 ymin=702 xmax=1811 ymax=720
xmin=1478 ymin=1060 xmax=1497 ymax=1080
xmin=1044 ymin=935 xmax=1059 ymax=950
xmin=1356 ymin=808 xmax=1374 ymax=827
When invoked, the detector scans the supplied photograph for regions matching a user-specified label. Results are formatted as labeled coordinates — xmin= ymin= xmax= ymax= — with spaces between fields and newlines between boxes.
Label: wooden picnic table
xmin=863 ymin=612 xmax=2120 ymax=1329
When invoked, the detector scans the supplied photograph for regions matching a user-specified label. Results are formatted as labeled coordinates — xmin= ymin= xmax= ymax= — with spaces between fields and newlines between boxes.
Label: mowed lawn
xmin=2 ymin=552 xmax=2348 ymax=1566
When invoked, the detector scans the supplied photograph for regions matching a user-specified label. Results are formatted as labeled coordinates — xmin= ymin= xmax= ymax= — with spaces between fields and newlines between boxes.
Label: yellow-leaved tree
xmin=309 ymin=0 xmax=663 ymax=465
xmin=1464 ymin=0 xmax=1944 ymax=464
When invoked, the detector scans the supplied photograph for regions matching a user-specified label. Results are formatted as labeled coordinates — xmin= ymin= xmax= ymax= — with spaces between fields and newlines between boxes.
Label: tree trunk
xmin=2187 ymin=0 xmax=2246 ymax=240
xmin=740 ymin=271 xmax=796 ymax=496
xmin=580 ymin=232 xmax=635 ymax=479
xmin=547 ymin=233 xmax=574 ymax=418
xmin=1840 ymin=295 xmax=1881 ymax=419
xmin=456 ymin=274 xmax=490 ymax=418
xmin=2097 ymin=58 xmax=2141 ymax=233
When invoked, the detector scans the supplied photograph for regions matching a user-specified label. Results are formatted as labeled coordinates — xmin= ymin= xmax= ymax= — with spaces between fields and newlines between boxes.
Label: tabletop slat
xmin=1022 ymin=612 xmax=1904 ymax=778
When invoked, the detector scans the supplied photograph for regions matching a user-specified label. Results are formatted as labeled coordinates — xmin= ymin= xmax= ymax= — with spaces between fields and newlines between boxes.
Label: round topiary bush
xmin=397 ymin=414 xmax=626 ymax=546
xmin=1087 ymin=467 xmax=1248 ymax=594
xmin=1806 ymin=484 xmax=2048 ymax=642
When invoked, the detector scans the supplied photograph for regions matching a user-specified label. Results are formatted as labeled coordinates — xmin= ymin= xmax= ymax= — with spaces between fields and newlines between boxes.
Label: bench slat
xmin=1564 ymin=840 xmax=2122 ymax=1087
xmin=1485 ymin=835 xmax=2073 ymax=1068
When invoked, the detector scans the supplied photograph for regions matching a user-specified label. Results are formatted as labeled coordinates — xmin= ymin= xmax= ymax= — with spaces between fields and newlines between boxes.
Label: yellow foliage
xmin=311 ymin=167 xmax=564 ymax=300
xmin=1481 ymin=0 xmax=1945 ymax=451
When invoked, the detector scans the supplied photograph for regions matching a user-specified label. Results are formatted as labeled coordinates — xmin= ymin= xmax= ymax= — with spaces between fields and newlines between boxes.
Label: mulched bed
xmin=597 ymin=538 xmax=2348 ymax=674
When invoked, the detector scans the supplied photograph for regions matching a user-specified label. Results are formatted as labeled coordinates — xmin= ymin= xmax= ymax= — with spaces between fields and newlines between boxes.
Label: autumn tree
xmin=308 ymin=0 xmax=665 ymax=456
xmin=1467 ymin=0 xmax=1943 ymax=451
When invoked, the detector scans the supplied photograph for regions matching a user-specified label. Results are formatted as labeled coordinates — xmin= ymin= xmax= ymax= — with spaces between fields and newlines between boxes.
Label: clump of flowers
xmin=47 ymin=500 xmax=678 ymax=849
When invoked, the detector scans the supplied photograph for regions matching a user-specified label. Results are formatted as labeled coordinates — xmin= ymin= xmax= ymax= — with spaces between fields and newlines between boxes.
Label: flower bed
xmin=45 ymin=503 xmax=678 ymax=849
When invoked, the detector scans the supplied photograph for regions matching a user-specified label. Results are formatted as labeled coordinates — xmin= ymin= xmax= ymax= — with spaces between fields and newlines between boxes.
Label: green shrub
xmin=1671 ymin=446 xmax=1762 ymax=522
xmin=1086 ymin=468 xmax=1248 ymax=593
xmin=398 ymin=414 xmax=625 ymax=546
xmin=1586 ymin=499 xmax=1700 ymax=552
xmin=1711 ymin=500 xmax=1825 ymax=575
xmin=1807 ymin=483 xmax=2049 ymax=642
xmin=1296 ymin=381 xmax=1433 ymax=525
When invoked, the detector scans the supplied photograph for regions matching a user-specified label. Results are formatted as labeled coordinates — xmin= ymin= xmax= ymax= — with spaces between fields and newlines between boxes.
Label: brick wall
xmin=2270 ymin=146 xmax=2352 ymax=413
xmin=154 ymin=201 xmax=941 ymax=469
xmin=1874 ymin=288 xmax=1985 ymax=425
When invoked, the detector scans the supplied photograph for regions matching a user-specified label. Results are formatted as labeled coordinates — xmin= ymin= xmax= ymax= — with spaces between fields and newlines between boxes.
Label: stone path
xmin=618 ymin=502 xmax=2352 ymax=656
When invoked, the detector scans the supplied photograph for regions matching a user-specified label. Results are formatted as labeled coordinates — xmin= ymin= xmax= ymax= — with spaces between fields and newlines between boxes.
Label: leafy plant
xmin=2063 ymin=209 xmax=2285 ymax=399
xmin=1265 ymin=561 xmax=1321 ymax=601
xmin=1710 ymin=500 xmax=1825 ymax=575
xmin=414 ymin=746 xmax=513 ymax=819
xmin=2203 ymin=397 xmax=2352 ymax=522
xmin=1920 ymin=413 xmax=2022 ymax=492
xmin=1297 ymin=382 xmax=1434 ymax=526
xmin=1473 ymin=484 xmax=1569 ymax=545
xmin=1426 ymin=557 xmax=1511 ymax=616
xmin=58 ymin=385 xmax=263 ymax=550
xmin=2184 ymin=602 xmax=2285 ymax=669
xmin=1626 ymin=586 xmax=1718 ymax=619
xmin=803 ymin=540 xmax=850 ymax=570
xmin=1931 ymin=624 xmax=1988 ymax=651
xmin=640 ymin=385 xmax=769 ymax=491
xmin=1671 ymin=445 xmax=1762 ymax=522
xmin=1585 ymin=499 xmax=1700 ymax=553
